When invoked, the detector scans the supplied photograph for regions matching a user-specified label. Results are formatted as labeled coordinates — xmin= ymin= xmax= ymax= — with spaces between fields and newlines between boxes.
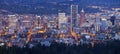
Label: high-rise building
xmin=94 ymin=24 xmax=101 ymax=32
xmin=71 ymin=5 xmax=78 ymax=29
xmin=94 ymin=18 xmax=101 ymax=32
xmin=8 ymin=15 xmax=17 ymax=28
xmin=8 ymin=15 xmax=18 ymax=34
xmin=79 ymin=9 xmax=86 ymax=27
xmin=58 ymin=13 xmax=67 ymax=29
xmin=107 ymin=20 xmax=112 ymax=27
xmin=22 ymin=16 xmax=31 ymax=29
xmin=101 ymin=18 xmax=108 ymax=31
xmin=110 ymin=16 xmax=116 ymax=25
xmin=36 ymin=16 xmax=41 ymax=26
xmin=48 ymin=17 xmax=56 ymax=29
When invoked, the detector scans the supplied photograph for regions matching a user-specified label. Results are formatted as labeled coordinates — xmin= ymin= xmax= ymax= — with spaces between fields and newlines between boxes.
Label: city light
xmin=0 ymin=0 xmax=120 ymax=54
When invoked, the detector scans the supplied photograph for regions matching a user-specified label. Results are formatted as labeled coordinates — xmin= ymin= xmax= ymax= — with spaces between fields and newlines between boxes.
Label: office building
xmin=71 ymin=5 xmax=78 ymax=29
xmin=79 ymin=9 xmax=86 ymax=27
xmin=58 ymin=13 xmax=67 ymax=29
xmin=110 ymin=16 xmax=116 ymax=25
xmin=8 ymin=15 xmax=18 ymax=34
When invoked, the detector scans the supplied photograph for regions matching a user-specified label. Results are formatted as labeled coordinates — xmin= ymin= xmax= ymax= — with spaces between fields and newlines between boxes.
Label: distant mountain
xmin=1 ymin=0 xmax=120 ymax=6
xmin=3 ymin=0 xmax=119 ymax=3
xmin=2 ymin=0 xmax=68 ymax=3
xmin=0 ymin=0 xmax=120 ymax=15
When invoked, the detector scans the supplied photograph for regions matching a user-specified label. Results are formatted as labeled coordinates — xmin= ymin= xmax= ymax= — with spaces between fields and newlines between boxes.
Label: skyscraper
xmin=94 ymin=18 xmax=101 ymax=32
xmin=8 ymin=15 xmax=18 ymax=34
xmin=101 ymin=18 xmax=108 ymax=31
xmin=71 ymin=5 xmax=78 ymax=29
xmin=58 ymin=13 xmax=67 ymax=29
xmin=8 ymin=15 xmax=17 ymax=28
xmin=36 ymin=16 xmax=41 ymax=27
xmin=79 ymin=9 xmax=86 ymax=27
xmin=110 ymin=16 xmax=116 ymax=25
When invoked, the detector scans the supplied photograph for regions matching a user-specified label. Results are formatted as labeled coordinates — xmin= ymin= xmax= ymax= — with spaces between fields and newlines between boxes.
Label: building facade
xmin=58 ymin=13 xmax=67 ymax=29
xmin=71 ymin=5 xmax=78 ymax=29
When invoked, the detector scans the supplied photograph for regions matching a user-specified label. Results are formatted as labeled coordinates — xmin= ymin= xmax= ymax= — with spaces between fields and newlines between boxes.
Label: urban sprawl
xmin=0 ymin=5 xmax=120 ymax=48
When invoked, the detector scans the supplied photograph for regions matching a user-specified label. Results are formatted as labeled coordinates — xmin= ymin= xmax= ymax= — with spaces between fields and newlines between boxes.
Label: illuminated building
xmin=36 ymin=16 xmax=41 ymax=26
xmin=107 ymin=20 xmax=112 ymax=27
xmin=8 ymin=15 xmax=18 ymax=34
xmin=71 ymin=5 xmax=78 ymax=29
xmin=48 ymin=18 xmax=56 ymax=28
xmin=79 ymin=9 xmax=86 ymax=27
xmin=101 ymin=18 xmax=108 ymax=31
xmin=94 ymin=18 xmax=101 ymax=32
xmin=115 ymin=17 xmax=120 ymax=26
xmin=22 ymin=16 xmax=31 ymax=28
xmin=8 ymin=15 xmax=17 ymax=27
xmin=58 ymin=13 xmax=67 ymax=29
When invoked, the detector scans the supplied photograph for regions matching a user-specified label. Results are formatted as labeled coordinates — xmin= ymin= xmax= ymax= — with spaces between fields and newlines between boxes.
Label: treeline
xmin=0 ymin=40 xmax=120 ymax=54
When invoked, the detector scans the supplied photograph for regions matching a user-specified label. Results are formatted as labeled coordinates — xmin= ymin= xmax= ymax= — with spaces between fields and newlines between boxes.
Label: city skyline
xmin=0 ymin=0 xmax=120 ymax=54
